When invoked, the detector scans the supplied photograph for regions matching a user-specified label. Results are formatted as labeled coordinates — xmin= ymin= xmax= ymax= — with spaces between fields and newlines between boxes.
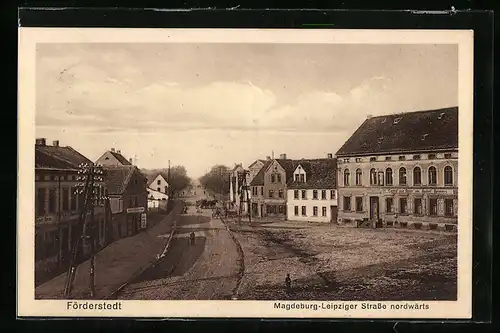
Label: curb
xmin=105 ymin=203 xmax=182 ymax=300
xmin=220 ymin=217 xmax=245 ymax=300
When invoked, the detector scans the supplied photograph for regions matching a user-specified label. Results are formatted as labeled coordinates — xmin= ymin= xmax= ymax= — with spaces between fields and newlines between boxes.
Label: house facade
xmin=148 ymin=173 xmax=169 ymax=195
xmin=286 ymin=155 xmax=338 ymax=223
xmin=250 ymin=154 xmax=297 ymax=219
xmin=35 ymin=138 xmax=107 ymax=283
xmin=336 ymin=107 xmax=458 ymax=230
xmin=103 ymin=165 xmax=149 ymax=239
xmin=147 ymin=188 xmax=169 ymax=211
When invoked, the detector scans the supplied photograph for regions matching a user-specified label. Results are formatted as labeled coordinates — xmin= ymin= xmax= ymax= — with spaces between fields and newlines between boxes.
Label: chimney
xmin=327 ymin=153 xmax=333 ymax=159
xmin=111 ymin=148 xmax=115 ymax=152
xmin=53 ymin=140 xmax=59 ymax=147
xmin=266 ymin=156 xmax=271 ymax=160
xmin=129 ymin=158 xmax=133 ymax=164
xmin=117 ymin=150 xmax=121 ymax=154
xmin=280 ymin=153 xmax=287 ymax=160
xmin=35 ymin=138 xmax=46 ymax=146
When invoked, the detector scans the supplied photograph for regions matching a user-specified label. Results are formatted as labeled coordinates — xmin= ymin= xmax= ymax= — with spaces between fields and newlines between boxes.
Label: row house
xmin=103 ymin=165 xmax=149 ymax=239
xmin=286 ymin=155 xmax=338 ymax=223
xmin=336 ymin=107 xmax=458 ymax=230
xmin=35 ymin=138 xmax=107 ymax=284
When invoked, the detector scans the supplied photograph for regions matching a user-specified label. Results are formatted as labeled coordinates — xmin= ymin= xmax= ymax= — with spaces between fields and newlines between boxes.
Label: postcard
xmin=18 ymin=27 xmax=473 ymax=318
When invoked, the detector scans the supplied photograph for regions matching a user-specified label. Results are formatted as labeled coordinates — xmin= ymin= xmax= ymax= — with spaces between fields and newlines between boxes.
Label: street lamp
xmin=64 ymin=162 xmax=108 ymax=298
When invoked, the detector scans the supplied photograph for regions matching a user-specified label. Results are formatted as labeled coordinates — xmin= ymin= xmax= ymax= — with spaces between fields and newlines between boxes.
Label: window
xmin=322 ymin=207 xmax=327 ymax=217
xmin=278 ymin=189 xmax=283 ymax=198
xmin=294 ymin=174 xmax=299 ymax=182
xmin=294 ymin=190 xmax=299 ymax=199
xmin=261 ymin=187 xmax=264 ymax=196
xmin=399 ymin=168 xmax=407 ymax=185
xmin=413 ymin=167 xmax=422 ymax=186
xmin=313 ymin=206 xmax=318 ymax=216
xmin=355 ymin=197 xmax=363 ymax=212
xmin=377 ymin=171 xmax=384 ymax=186
xmin=157 ymin=180 xmax=161 ymax=185
xmin=313 ymin=190 xmax=318 ymax=199
xmin=36 ymin=188 xmax=46 ymax=216
xmin=428 ymin=153 xmax=436 ymax=159
xmin=399 ymin=198 xmax=408 ymax=214
xmin=444 ymin=153 xmax=452 ymax=159
xmin=399 ymin=156 xmax=406 ymax=161
xmin=445 ymin=199 xmax=454 ymax=216
xmin=444 ymin=166 xmax=453 ymax=186
xmin=294 ymin=206 xmax=299 ymax=216
xmin=414 ymin=198 xmax=423 ymax=215
xmin=343 ymin=169 xmax=350 ymax=186
xmin=271 ymin=174 xmax=275 ymax=183
xmin=428 ymin=166 xmax=437 ymax=185
xmin=134 ymin=196 xmax=138 ymax=206
xmin=413 ymin=154 xmax=421 ymax=160
xmin=370 ymin=157 xmax=377 ymax=162
xmin=355 ymin=158 xmax=362 ymax=162
xmin=269 ymin=190 xmax=274 ymax=198
xmin=355 ymin=169 xmax=362 ymax=185
xmin=48 ymin=188 xmax=56 ymax=213
xmin=330 ymin=190 xmax=336 ymax=199
xmin=321 ymin=190 xmax=326 ymax=200
xmin=429 ymin=198 xmax=438 ymax=216
xmin=301 ymin=206 xmax=307 ymax=216
xmin=385 ymin=156 xmax=392 ymax=161
xmin=343 ymin=196 xmax=351 ymax=211
xmin=299 ymin=174 xmax=305 ymax=183
xmin=165 ymin=186 xmax=168 ymax=193
xmin=301 ymin=190 xmax=307 ymax=199
xmin=62 ymin=187 xmax=69 ymax=211
xmin=128 ymin=197 xmax=133 ymax=208
xmin=157 ymin=187 xmax=161 ymax=192
xmin=386 ymin=168 xmax=393 ymax=185
xmin=277 ymin=174 xmax=282 ymax=183
xmin=70 ymin=187 xmax=77 ymax=210
xmin=370 ymin=168 xmax=377 ymax=185
xmin=279 ymin=205 xmax=285 ymax=214
xmin=386 ymin=198 xmax=393 ymax=213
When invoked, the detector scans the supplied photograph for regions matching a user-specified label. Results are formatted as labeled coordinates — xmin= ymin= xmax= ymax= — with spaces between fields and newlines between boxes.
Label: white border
xmin=18 ymin=28 xmax=474 ymax=318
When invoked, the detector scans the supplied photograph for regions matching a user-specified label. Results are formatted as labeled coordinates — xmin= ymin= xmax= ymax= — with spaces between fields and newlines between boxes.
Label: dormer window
xmin=393 ymin=117 xmax=402 ymax=124
xmin=377 ymin=137 xmax=384 ymax=144
xmin=413 ymin=154 xmax=421 ymax=160
xmin=438 ymin=112 xmax=445 ymax=120
xmin=370 ymin=157 xmax=377 ymax=162
xmin=299 ymin=174 xmax=305 ymax=183
xmin=399 ymin=156 xmax=406 ymax=161
xmin=421 ymin=134 xmax=429 ymax=140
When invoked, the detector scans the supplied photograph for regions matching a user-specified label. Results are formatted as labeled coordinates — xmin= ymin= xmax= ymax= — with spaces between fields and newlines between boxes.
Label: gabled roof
xmin=148 ymin=172 xmax=169 ymax=186
xmin=248 ymin=159 xmax=266 ymax=168
xmin=109 ymin=151 xmax=132 ymax=165
xmin=35 ymin=145 xmax=92 ymax=170
xmin=103 ymin=165 xmax=139 ymax=195
xmin=249 ymin=160 xmax=272 ymax=186
xmin=336 ymin=107 xmax=458 ymax=157
xmin=287 ymin=158 xmax=338 ymax=189
xmin=274 ymin=159 xmax=301 ymax=183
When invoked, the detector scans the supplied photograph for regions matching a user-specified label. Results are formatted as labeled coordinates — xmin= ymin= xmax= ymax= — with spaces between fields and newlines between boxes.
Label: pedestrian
xmin=285 ymin=273 xmax=291 ymax=294
xmin=190 ymin=232 xmax=195 ymax=245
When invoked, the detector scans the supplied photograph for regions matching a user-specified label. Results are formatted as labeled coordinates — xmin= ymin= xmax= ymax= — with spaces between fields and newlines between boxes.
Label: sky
xmin=36 ymin=43 xmax=458 ymax=178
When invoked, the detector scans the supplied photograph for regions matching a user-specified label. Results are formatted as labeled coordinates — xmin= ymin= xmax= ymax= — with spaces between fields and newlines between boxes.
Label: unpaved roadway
xmin=116 ymin=205 xmax=240 ymax=300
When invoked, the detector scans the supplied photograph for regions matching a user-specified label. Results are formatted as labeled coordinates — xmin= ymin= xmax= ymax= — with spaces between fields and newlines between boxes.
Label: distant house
xmin=96 ymin=148 xmax=133 ymax=166
xmin=147 ymin=188 xmax=169 ymax=211
xmin=336 ymin=107 xmax=458 ymax=230
xmin=103 ymin=165 xmax=148 ymax=238
xmin=148 ymin=173 xmax=169 ymax=194
xmin=286 ymin=155 xmax=338 ymax=223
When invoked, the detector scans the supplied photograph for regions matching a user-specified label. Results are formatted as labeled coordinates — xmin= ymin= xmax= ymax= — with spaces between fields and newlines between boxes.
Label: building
xmin=335 ymin=107 xmax=458 ymax=230
xmin=147 ymin=188 xmax=169 ymax=211
xmin=246 ymin=159 xmax=266 ymax=202
xmin=35 ymin=138 xmax=107 ymax=283
xmin=103 ymin=165 xmax=148 ymax=238
xmin=286 ymin=155 xmax=338 ymax=223
xmin=250 ymin=154 xmax=299 ymax=219
xmin=148 ymin=173 xmax=169 ymax=195
xmin=95 ymin=148 xmax=133 ymax=166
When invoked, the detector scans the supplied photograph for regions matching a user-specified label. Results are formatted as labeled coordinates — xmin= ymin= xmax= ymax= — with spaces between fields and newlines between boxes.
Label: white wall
xmin=150 ymin=174 xmax=169 ymax=194
xmin=286 ymin=189 xmax=338 ymax=222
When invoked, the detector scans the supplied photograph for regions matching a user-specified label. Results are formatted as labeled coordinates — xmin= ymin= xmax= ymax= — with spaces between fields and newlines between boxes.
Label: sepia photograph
xmin=18 ymin=28 xmax=473 ymax=318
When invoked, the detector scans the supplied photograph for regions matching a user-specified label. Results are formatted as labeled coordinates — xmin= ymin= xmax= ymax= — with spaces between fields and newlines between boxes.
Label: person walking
xmin=285 ymin=273 xmax=292 ymax=294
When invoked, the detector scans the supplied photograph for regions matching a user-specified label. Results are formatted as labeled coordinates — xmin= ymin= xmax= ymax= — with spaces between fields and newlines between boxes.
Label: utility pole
xmin=238 ymin=170 xmax=251 ymax=224
xmin=63 ymin=163 xmax=106 ymax=298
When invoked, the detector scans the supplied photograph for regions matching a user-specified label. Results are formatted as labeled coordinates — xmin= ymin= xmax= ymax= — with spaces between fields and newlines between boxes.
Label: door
xmin=370 ymin=197 xmax=380 ymax=221
xmin=260 ymin=204 xmax=264 ymax=218
xmin=330 ymin=205 xmax=338 ymax=223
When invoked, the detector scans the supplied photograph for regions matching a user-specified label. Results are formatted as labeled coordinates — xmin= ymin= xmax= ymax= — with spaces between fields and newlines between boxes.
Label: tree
xmin=141 ymin=165 xmax=191 ymax=197
xmin=199 ymin=165 xmax=231 ymax=197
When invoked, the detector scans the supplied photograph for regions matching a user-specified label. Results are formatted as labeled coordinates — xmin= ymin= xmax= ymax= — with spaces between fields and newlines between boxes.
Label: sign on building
xmin=127 ymin=207 xmax=145 ymax=214
xmin=140 ymin=213 xmax=147 ymax=229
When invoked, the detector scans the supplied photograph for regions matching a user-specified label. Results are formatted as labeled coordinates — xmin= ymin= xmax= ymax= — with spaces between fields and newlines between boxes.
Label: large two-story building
xmin=336 ymin=107 xmax=458 ymax=230
xmin=35 ymin=138 xmax=107 ymax=283
xmin=286 ymin=155 xmax=338 ymax=223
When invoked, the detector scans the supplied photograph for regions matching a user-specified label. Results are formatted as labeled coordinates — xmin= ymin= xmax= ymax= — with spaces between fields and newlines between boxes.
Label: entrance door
xmin=260 ymin=204 xmax=264 ymax=218
xmin=330 ymin=205 xmax=338 ymax=223
xmin=370 ymin=197 xmax=380 ymax=221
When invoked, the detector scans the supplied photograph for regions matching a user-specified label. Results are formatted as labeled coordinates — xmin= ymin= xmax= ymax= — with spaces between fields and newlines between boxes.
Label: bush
xmin=414 ymin=222 xmax=422 ymax=229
